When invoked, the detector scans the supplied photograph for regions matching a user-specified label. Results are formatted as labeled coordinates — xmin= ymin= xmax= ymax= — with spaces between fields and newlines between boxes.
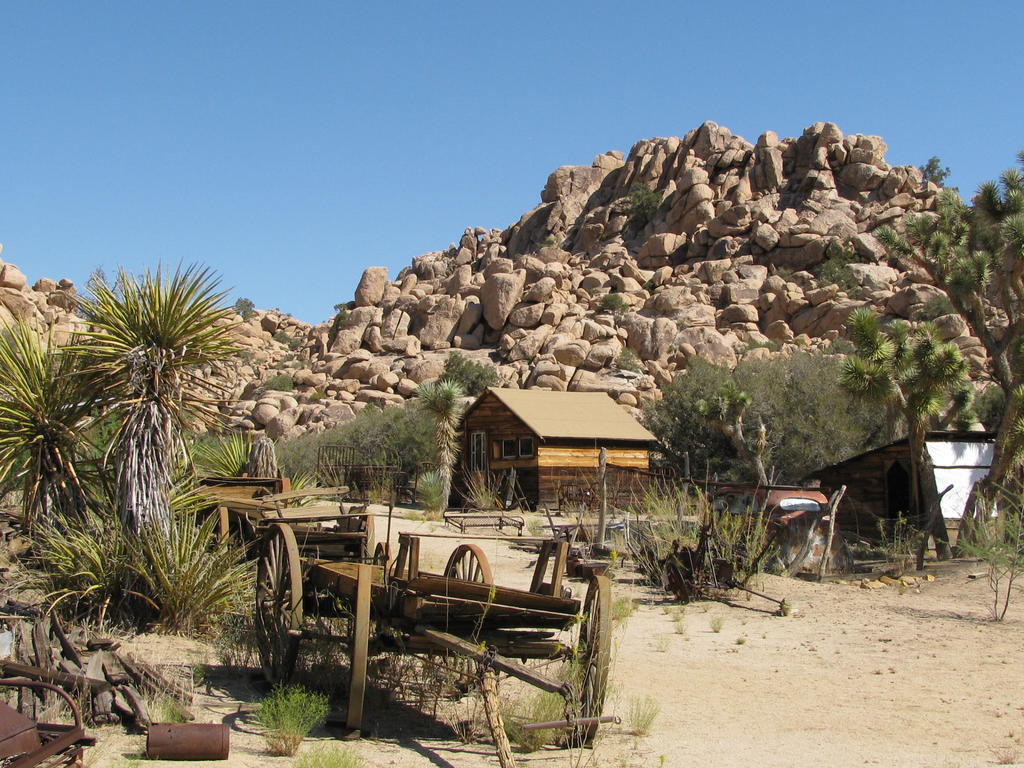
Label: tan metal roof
xmin=482 ymin=387 xmax=656 ymax=442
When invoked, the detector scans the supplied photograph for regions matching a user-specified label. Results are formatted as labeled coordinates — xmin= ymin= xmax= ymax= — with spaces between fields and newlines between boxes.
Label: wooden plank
xmin=415 ymin=626 xmax=567 ymax=695
xmin=346 ymin=564 xmax=372 ymax=731
xmin=405 ymin=574 xmax=579 ymax=614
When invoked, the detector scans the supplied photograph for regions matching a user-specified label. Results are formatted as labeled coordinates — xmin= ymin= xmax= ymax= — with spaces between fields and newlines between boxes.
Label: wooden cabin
xmin=456 ymin=387 xmax=656 ymax=510
xmin=807 ymin=430 xmax=994 ymax=539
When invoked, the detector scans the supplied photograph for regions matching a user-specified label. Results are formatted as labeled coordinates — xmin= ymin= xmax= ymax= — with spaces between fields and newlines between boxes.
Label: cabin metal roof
xmin=475 ymin=387 xmax=657 ymax=443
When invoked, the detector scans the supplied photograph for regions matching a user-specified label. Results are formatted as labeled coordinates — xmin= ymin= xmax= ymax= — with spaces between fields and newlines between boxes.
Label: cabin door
xmin=469 ymin=431 xmax=487 ymax=472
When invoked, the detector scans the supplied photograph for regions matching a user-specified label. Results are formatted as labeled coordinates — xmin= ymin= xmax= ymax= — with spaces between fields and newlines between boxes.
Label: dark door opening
xmin=885 ymin=460 xmax=912 ymax=522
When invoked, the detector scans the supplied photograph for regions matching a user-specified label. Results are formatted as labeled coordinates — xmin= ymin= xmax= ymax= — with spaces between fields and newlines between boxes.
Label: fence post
xmin=597 ymin=448 xmax=608 ymax=547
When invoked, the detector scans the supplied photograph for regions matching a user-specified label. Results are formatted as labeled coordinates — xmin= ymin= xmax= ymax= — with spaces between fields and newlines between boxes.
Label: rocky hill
xmin=5 ymin=121 xmax=983 ymax=442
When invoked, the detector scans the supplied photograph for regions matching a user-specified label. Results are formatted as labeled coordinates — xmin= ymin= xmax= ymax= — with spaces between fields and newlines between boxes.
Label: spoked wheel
xmin=574 ymin=574 xmax=611 ymax=744
xmin=443 ymin=543 xmax=494 ymax=584
xmin=255 ymin=523 xmax=304 ymax=683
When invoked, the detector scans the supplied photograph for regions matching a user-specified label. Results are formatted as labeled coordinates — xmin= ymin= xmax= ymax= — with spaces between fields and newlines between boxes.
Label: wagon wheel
xmin=443 ymin=543 xmax=494 ymax=584
xmin=372 ymin=541 xmax=390 ymax=566
xmin=574 ymin=574 xmax=611 ymax=744
xmin=255 ymin=523 xmax=304 ymax=683
xmin=361 ymin=513 xmax=375 ymax=559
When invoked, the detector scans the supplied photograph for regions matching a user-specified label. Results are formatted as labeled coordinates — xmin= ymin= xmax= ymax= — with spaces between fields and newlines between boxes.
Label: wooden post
xmin=217 ymin=506 xmax=230 ymax=541
xmin=817 ymin=485 xmax=846 ymax=582
xmin=679 ymin=452 xmax=691 ymax=526
xmin=597 ymin=448 xmax=608 ymax=547
xmin=479 ymin=667 xmax=517 ymax=768
xmin=346 ymin=564 xmax=372 ymax=733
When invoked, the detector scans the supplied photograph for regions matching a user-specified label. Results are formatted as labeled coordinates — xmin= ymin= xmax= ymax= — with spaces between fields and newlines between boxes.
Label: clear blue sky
xmin=1 ymin=1 xmax=1021 ymax=324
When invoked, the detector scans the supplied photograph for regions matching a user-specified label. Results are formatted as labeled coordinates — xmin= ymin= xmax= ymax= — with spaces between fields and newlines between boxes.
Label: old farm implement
xmin=254 ymin=528 xmax=612 ymax=742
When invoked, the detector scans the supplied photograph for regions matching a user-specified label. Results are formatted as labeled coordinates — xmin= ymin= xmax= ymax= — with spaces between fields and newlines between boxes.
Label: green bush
xmin=644 ymin=353 xmax=887 ymax=482
xmin=439 ymin=352 xmax=500 ymax=397
xmin=919 ymin=294 xmax=957 ymax=320
xmin=264 ymin=374 xmax=295 ymax=392
xmin=233 ymin=297 xmax=256 ymax=319
xmin=277 ymin=404 xmax=434 ymax=479
xmin=614 ymin=348 xmax=644 ymax=373
xmin=255 ymin=684 xmax=329 ymax=756
xmin=814 ymin=239 xmax=861 ymax=293
xmin=599 ymin=293 xmax=629 ymax=315
xmin=272 ymin=330 xmax=303 ymax=351
xmin=626 ymin=184 xmax=662 ymax=230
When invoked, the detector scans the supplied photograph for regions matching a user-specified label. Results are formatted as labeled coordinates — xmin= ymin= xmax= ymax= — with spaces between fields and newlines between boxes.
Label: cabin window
xmin=469 ymin=432 xmax=486 ymax=472
xmin=498 ymin=437 xmax=534 ymax=459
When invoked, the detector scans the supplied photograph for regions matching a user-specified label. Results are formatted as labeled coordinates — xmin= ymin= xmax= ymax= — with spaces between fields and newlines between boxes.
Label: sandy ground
xmin=86 ymin=506 xmax=1024 ymax=768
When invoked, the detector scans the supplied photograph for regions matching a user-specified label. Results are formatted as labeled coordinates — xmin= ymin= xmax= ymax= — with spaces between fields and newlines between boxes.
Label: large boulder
xmin=354 ymin=267 xmax=388 ymax=307
xmin=481 ymin=270 xmax=526 ymax=329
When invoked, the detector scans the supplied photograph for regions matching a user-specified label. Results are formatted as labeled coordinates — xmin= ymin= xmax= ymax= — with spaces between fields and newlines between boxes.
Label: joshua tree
xmin=0 ymin=324 xmax=101 ymax=527
xmin=697 ymin=379 xmax=769 ymax=486
xmin=840 ymin=308 xmax=971 ymax=560
xmin=77 ymin=265 xmax=239 ymax=534
xmin=415 ymin=379 xmax=467 ymax=510
xmin=877 ymin=151 xmax=1024 ymax=531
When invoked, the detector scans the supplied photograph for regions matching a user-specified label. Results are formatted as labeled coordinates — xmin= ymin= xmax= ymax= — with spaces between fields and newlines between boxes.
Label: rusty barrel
xmin=147 ymin=723 xmax=230 ymax=760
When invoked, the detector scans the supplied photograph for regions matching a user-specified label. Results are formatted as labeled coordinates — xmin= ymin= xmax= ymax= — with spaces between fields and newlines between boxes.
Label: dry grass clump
xmin=626 ymin=695 xmax=660 ymax=735
xmin=255 ymin=684 xmax=329 ymax=756
xmin=295 ymin=746 xmax=366 ymax=768
xmin=502 ymin=689 xmax=565 ymax=752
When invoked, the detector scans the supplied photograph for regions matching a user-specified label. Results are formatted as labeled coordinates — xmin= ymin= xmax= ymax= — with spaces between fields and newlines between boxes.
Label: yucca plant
xmin=193 ymin=433 xmax=253 ymax=477
xmin=132 ymin=489 xmax=253 ymax=633
xmin=416 ymin=470 xmax=446 ymax=517
xmin=0 ymin=323 xmax=102 ymax=527
xmin=76 ymin=265 xmax=240 ymax=534
xmin=31 ymin=506 xmax=136 ymax=627
xmin=415 ymin=380 xmax=466 ymax=511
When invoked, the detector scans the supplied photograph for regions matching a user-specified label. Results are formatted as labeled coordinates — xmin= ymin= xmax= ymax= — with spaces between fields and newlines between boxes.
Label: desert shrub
xmin=193 ymin=432 xmax=253 ymax=477
xmin=973 ymin=385 xmax=1006 ymax=431
xmin=710 ymin=616 xmax=724 ymax=633
xmin=149 ymin=697 xmax=191 ymax=723
xmin=264 ymin=373 xmax=295 ymax=392
xmin=813 ymin=239 xmax=860 ymax=293
xmin=626 ymin=184 xmax=662 ymax=230
xmin=272 ymin=330 xmax=302 ymax=351
xmin=255 ymin=684 xmax=329 ymax=756
xmin=233 ymin=297 xmax=255 ymax=318
xmin=416 ymin=470 xmax=446 ymax=516
xmin=503 ymin=689 xmax=565 ymax=752
xmin=959 ymin=495 xmax=1024 ymax=621
xmin=439 ymin=352 xmax=500 ymax=397
xmin=133 ymin=501 xmax=253 ymax=633
xmin=599 ymin=293 xmax=629 ymax=315
xmin=277 ymin=404 xmax=434 ymax=479
xmin=644 ymin=353 xmax=887 ymax=482
xmin=295 ymin=746 xmax=366 ymax=768
xmin=876 ymin=512 xmax=919 ymax=572
xmin=213 ymin=613 xmax=259 ymax=669
xmin=614 ymin=348 xmax=644 ymax=373
xmin=463 ymin=471 xmax=502 ymax=509
xmin=626 ymin=695 xmax=660 ymax=735
xmin=612 ymin=596 xmax=636 ymax=623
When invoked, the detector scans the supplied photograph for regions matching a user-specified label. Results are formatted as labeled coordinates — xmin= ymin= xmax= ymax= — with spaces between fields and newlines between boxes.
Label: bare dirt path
xmin=91 ymin=508 xmax=1024 ymax=768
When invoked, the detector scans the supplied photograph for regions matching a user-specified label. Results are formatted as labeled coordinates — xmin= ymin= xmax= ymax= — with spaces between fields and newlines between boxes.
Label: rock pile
xmin=3 ymin=121 xmax=987 ymax=442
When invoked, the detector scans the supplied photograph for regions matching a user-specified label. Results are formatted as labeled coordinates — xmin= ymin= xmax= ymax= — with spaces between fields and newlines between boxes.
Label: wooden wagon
xmin=254 ymin=528 xmax=612 ymax=743
xmin=199 ymin=477 xmax=379 ymax=562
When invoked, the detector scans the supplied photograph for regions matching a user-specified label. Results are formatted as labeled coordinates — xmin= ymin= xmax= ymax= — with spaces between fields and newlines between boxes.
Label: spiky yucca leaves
xmin=32 ymin=506 xmax=136 ymax=627
xmin=696 ymin=379 xmax=768 ymax=485
xmin=133 ymin=490 xmax=253 ymax=633
xmin=876 ymin=151 xmax=1024 ymax=530
xmin=0 ymin=324 xmax=102 ymax=526
xmin=841 ymin=308 xmax=969 ymax=559
xmin=415 ymin=380 xmax=466 ymax=510
xmin=77 ymin=265 xmax=240 ymax=533
xmin=194 ymin=433 xmax=254 ymax=477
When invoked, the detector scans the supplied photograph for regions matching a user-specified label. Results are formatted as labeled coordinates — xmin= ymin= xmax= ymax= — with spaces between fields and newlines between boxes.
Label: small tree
xmin=919 ymin=156 xmax=951 ymax=186
xmin=697 ymin=379 xmax=769 ymax=486
xmin=439 ymin=352 xmax=500 ymax=397
xmin=959 ymin=489 xmax=1024 ymax=620
xmin=233 ymin=297 xmax=256 ymax=318
xmin=78 ymin=265 xmax=240 ymax=534
xmin=415 ymin=380 xmax=467 ymax=509
xmin=840 ymin=308 xmax=970 ymax=560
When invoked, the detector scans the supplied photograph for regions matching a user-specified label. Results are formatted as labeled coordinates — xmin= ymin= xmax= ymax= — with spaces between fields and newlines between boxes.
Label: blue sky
xmin=1 ymin=1 xmax=1021 ymax=324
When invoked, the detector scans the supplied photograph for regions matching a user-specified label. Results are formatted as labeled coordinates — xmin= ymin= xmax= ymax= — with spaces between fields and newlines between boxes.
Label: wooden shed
xmin=807 ymin=430 xmax=994 ymax=538
xmin=456 ymin=387 xmax=656 ymax=510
